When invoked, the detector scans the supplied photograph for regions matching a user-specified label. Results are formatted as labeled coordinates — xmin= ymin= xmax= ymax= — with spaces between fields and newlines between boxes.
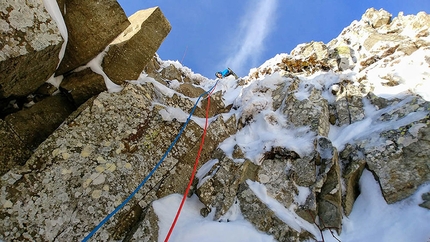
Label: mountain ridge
xmin=1 ymin=5 xmax=430 ymax=241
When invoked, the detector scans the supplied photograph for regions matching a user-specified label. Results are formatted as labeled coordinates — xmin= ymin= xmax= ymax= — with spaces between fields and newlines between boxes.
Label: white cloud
xmin=224 ymin=0 xmax=278 ymax=75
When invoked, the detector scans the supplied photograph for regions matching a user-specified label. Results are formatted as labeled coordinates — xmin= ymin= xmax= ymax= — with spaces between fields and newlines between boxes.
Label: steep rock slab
xmin=108 ymin=100 xmax=237 ymax=239
xmin=149 ymin=117 xmax=205 ymax=198
xmin=103 ymin=7 xmax=171 ymax=84
xmin=0 ymin=0 xmax=63 ymax=98
xmin=0 ymin=81 xmax=224 ymax=241
xmin=155 ymin=114 xmax=237 ymax=201
xmin=0 ymin=84 xmax=162 ymax=241
xmin=56 ymin=0 xmax=130 ymax=75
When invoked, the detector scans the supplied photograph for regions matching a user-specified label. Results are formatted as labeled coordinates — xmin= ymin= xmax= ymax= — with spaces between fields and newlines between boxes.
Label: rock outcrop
xmin=1 ymin=6 xmax=430 ymax=242
xmin=0 ymin=1 xmax=171 ymax=175
xmin=55 ymin=0 xmax=131 ymax=75
xmin=0 ymin=0 xmax=63 ymax=99
xmin=102 ymin=7 xmax=172 ymax=84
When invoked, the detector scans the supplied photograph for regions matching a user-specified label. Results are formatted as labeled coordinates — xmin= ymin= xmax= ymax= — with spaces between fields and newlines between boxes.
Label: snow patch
xmin=153 ymin=194 xmax=276 ymax=242
xmin=85 ymin=47 xmax=123 ymax=93
xmin=337 ymin=169 xmax=430 ymax=242
xmin=220 ymin=110 xmax=315 ymax=164
xmin=329 ymin=96 xmax=428 ymax=150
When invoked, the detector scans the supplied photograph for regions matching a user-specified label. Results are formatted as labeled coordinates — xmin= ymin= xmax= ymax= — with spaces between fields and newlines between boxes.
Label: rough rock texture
xmin=0 ymin=1 xmax=172 ymax=179
xmin=363 ymin=98 xmax=430 ymax=203
xmin=283 ymin=78 xmax=330 ymax=136
xmin=196 ymin=151 xmax=246 ymax=220
xmin=0 ymin=82 xmax=236 ymax=241
xmin=56 ymin=0 xmax=130 ymax=75
xmin=315 ymin=137 xmax=342 ymax=232
xmin=0 ymin=0 xmax=63 ymax=98
xmin=238 ymin=183 xmax=309 ymax=242
xmin=0 ymin=84 xmax=171 ymax=241
xmin=420 ymin=192 xmax=430 ymax=209
xmin=102 ymin=7 xmax=172 ymax=84
xmin=330 ymin=80 xmax=367 ymax=126
xmin=362 ymin=8 xmax=392 ymax=28
xmin=333 ymin=45 xmax=356 ymax=71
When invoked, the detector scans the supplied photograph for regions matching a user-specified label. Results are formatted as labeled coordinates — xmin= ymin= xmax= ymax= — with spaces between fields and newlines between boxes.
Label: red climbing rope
xmin=164 ymin=84 xmax=217 ymax=242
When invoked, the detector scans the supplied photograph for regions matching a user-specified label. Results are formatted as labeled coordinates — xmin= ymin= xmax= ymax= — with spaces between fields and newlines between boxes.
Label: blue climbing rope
xmin=82 ymin=79 xmax=219 ymax=242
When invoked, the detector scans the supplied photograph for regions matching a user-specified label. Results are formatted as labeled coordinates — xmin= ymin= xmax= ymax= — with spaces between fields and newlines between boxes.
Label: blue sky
xmin=117 ymin=0 xmax=430 ymax=78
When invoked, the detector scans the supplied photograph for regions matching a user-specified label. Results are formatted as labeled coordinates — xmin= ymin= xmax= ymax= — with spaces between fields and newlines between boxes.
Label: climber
xmin=215 ymin=67 xmax=238 ymax=79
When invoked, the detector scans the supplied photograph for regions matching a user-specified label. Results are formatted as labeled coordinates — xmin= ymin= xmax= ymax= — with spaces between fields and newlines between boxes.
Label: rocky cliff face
xmin=1 ymin=5 xmax=430 ymax=242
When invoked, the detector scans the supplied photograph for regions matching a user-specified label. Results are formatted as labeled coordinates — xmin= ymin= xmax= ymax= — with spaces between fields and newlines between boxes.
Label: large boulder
xmin=290 ymin=41 xmax=329 ymax=60
xmin=56 ymin=0 xmax=130 ymax=75
xmin=102 ymin=7 xmax=172 ymax=84
xmin=0 ymin=0 xmax=63 ymax=98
